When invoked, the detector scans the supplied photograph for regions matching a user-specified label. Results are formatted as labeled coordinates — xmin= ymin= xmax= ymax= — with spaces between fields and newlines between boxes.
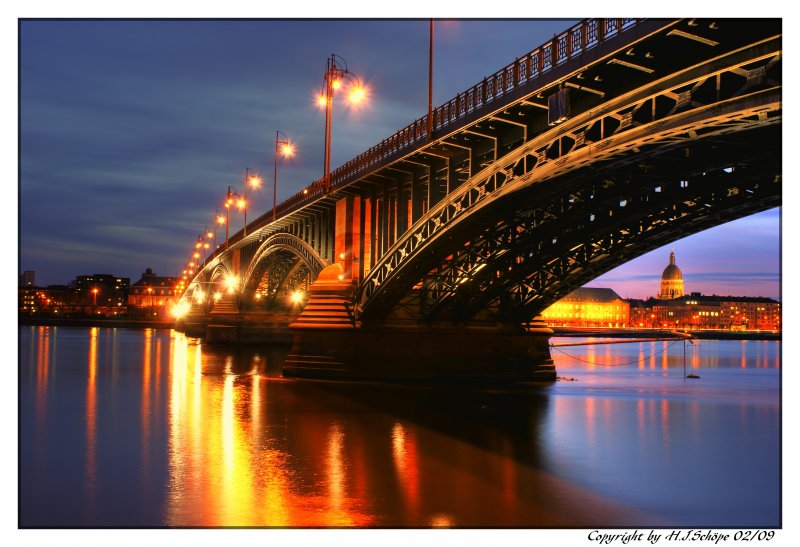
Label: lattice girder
xmin=356 ymin=38 xmax=780 ymax=323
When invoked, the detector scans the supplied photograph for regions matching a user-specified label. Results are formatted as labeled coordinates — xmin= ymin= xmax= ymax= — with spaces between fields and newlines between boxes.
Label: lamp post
xmin=92 ymin=287 xmax=98 ymax=307
xmin=214 ymin=210 xmax=225 ymax=250
xmin=317 ymin=54 xmax=366 ymax=192
xmin=273 ymin=131 xmax=295 ymax=221
xmin=224 ymin=186 xmax=241 ymax=247
xmin=243 ymin=168 xmax=261 ymax=237
xmin=428 ymin=19 xmax=434 ymax=139
xmin=203 ymin=227 xmax=213 ymax=256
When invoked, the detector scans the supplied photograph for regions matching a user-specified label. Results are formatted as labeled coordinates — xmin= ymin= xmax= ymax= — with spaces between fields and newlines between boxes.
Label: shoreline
xmin=19 ymin=317 xmax=781 ymax=341
xmin=19 ymin=316 xmax=174 ymax=330
xmin=551 ymin=326 xmax=781 ymax=341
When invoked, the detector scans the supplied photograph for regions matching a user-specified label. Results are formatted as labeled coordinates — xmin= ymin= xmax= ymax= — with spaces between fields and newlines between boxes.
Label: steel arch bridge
xmin=179 ymin=18 xmax=780 ymax=378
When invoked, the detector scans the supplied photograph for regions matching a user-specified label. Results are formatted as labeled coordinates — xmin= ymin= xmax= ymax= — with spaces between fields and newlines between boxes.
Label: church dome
xmin=661 ymin=263 xmax=683 ymax=280
xmin=658 ymin=251 xmax=684 ymax=300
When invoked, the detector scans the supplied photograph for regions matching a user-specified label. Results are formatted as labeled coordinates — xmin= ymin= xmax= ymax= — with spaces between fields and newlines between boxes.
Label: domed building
xmin=658 ymin=250 xmax=684 ymax=300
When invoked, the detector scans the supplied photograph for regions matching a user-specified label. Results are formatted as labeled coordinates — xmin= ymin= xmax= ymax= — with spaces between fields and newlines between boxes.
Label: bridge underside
xmin=366 ymin=122 xmax=779 ymax=326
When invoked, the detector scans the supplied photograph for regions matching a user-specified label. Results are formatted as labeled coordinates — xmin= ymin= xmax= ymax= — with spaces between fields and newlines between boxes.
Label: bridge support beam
xmin=335 ymin=195 xmax=363 ymax=281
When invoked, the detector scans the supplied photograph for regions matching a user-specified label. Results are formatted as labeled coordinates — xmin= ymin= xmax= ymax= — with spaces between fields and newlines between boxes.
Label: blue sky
xmin=17 ymin=18 xmax=781 ymax=299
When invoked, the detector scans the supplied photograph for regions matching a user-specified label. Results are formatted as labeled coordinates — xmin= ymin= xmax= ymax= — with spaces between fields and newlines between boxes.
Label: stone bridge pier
xmin=282 ymin=196 xmax=556 ymax=382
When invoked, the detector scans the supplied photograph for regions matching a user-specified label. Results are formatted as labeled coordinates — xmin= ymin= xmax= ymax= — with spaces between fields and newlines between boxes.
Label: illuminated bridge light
xmin=290 ymin=291 xmax=304 ymax=305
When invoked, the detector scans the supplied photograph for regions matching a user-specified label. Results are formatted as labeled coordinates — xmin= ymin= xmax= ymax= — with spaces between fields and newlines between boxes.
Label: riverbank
xmin=19 ymin=316 xmax=174 ymax=330
xmin=552 ymin=326 xmax=781 ymax=341
xmin=19 ymin=318 xmax=781 ymax=341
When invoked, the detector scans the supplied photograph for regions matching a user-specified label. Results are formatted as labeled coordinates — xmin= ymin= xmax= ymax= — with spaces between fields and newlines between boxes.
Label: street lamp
xmin=224 ymin=186 xmax=242 ymax=247
xmin=317 ymin=53 xmax=366 ymax=192
xmin=273 ymin=130 xmax=295 ymax=221
xmin=92 ymin=287 xmax=98 ymax=307
xmin=215 ymin=210 xmax=225 ymax=250
xmin=243 ymin=168 xmax=261 ymax=236
xmin=202 ymin=227 xmax=213 ymax=257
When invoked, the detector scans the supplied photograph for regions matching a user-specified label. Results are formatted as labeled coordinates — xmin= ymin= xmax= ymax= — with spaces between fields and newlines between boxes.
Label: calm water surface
xmin=19 ymin=326 xmax=780 ymax=527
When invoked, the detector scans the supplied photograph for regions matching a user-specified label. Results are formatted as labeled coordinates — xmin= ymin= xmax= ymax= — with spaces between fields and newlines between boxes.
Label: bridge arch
xmin=239 ymin=233 xmax=329 ymax=307
xmin=355 ymin=40 xmax=781 ymax=324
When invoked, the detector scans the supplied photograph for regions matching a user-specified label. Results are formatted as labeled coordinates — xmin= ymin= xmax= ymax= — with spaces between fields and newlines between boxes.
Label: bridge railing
xmin=324 ymin=18 xmax=639 ymax=192
xmin=206 ymin=18 xmax=640 ymax=267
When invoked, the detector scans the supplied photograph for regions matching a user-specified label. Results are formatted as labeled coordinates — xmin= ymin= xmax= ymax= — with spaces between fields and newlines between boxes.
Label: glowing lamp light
xmin=331 ymin=78 xmax=341 ymax=90
xmin=193 ymin=252 xmax=200 ymax=259
xmin=206 ymin=230 xmax=214 ymax=238
xmin=223 ymin=274 xmax=239 ymax=293
xmin=171 ymin=301 xmax=191 ymax=319
xmin=255 ymin=293 xmax=262 ymax=301
xmin=337 ymin=274 xmax=344 ymax=281
xmin=216 ymin=215 xmax=226 ymax=225
xmin=281 ymin=142 xmax=295 ymax=157
xmin=194 ymin=290 xmax=205 ymax=304
xmin=349 ymin=85 xmax=366 ymax=104
xmin=237 ymin=198 xmax=246 ymax=210
xmin=290 ymin=290 xmax=304 ymax=305
xmin=213 ymin=291 xmax=222 ymax=302
xmin=317 ymin=94 xmax=327 ymax=107
xmin=249 ymin=176 xmax=262 ymax=188
xmin=339 ymin=252 xmax=345 ymax=260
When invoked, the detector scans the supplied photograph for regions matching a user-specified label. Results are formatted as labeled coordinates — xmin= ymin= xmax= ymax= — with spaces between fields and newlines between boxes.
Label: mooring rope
xmin=550 ymin=338 xmax=685 ymax=367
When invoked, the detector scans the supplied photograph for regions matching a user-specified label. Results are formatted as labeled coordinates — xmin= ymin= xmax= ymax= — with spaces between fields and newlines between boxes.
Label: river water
xmin=19 ymin=326 xmax=780 ymax=528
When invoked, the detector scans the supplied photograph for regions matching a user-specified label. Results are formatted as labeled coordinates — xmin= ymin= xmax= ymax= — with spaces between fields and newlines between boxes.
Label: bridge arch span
xmin=239 ymin=233 xmax=329 ymax=306
xmin=355 ymin=41 xmax=781 ymax=325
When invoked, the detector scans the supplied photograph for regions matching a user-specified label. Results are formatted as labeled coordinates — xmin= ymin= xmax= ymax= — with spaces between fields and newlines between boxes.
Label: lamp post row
xmin=180 ymin=52 xmax=367 ymax=285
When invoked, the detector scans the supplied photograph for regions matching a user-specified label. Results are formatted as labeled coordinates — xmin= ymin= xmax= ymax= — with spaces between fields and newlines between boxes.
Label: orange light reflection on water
xmin=391 ymin=423 xmax=420 ymax=519
xmin=141 ymin=330 xmax=153 ymax=474
xmin=35 ymin=327 xmax=50 ymax=427
xmin=85 ymin=327 xmax=99 ymax=515
xmin=162 ymin=335 xmax=373 ymax=526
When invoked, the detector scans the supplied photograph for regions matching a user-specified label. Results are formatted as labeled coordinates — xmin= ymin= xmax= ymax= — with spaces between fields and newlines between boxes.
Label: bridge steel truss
xmin=355 ymin=33 xmax=781 ymax=325
xmin=239 ymin=233 xmax=329 ymax=309
xmin=185 ymin=18 xmax=780 ymax=329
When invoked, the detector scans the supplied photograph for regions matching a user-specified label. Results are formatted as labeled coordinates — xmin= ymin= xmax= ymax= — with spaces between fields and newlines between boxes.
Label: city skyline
xmin=19 ymin=19 xmax=780 ymax=299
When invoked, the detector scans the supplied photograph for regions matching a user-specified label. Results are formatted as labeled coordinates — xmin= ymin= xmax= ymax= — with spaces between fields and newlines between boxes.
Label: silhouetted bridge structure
xmin=176 ymin=18 xmax=781 ymax=381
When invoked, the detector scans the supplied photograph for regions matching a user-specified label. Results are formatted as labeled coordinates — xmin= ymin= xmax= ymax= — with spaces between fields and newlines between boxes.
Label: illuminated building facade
xmin=541 ymin=287 xmax=630 ymax=328
xmin=71 ymin=274 xmax=130 ymax=309
xmin=129 ymin=268 xmax=184 ymax=318
xmin=630 ymin=293 xmax=780 ymax=331
xmin=18 ymin=285 xmax=70 ymax=315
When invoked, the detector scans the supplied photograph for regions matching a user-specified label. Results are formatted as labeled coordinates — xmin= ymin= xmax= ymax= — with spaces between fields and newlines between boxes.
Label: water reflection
xmin=20 ymin=328 xmax=780 ymax=528
xmin=85 ymin=327 xmax=98 ymax=518
xmin=153 ymin=335 xmax=654 ymax=527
